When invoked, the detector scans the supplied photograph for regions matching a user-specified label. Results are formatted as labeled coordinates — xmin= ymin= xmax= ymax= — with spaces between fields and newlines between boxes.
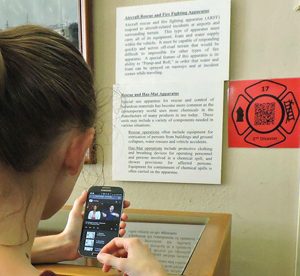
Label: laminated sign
xmin=228 ymin=78 xmax=300 ymax=148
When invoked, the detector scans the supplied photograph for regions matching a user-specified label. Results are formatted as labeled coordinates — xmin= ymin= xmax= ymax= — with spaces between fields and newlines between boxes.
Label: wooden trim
xmin=79 ymin=0 xmax=97 ymax=164
xmin=36 ymin=263 xmax=119 ymax=276
xmin=79 ymin=0 xmax=94 ymax=69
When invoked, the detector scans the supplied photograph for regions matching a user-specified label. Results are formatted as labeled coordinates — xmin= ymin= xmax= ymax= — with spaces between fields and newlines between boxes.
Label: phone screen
xmin=79 ymin=187 xmax=123 ymax=257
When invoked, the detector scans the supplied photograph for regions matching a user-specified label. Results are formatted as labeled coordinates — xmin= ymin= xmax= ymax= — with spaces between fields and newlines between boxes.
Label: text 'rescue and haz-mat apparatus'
xmin=113 ymin=82 xmax=224 ymax=184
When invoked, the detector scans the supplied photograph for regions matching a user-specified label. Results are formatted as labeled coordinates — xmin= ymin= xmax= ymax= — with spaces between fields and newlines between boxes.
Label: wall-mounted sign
xmin=228 ymin=78 xmax=300 ymax=148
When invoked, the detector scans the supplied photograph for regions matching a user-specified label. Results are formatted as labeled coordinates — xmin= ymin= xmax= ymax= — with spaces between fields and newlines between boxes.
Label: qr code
xmin=254 ymin=102 xmax=275 ymax=125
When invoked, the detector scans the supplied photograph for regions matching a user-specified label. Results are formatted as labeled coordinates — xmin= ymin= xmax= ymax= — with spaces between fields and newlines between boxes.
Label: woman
xmin=88 ymin=205 xmax=102 ymax=220
xmin=0 ymin=25 xmax=166 ymax=276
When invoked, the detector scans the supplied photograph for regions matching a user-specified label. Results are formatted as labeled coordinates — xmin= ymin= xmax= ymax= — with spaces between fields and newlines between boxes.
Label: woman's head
xmin=0 ymin=25 xmax=96 ymax=172
xmin=0 ymin=25 xmax=96 ymax=219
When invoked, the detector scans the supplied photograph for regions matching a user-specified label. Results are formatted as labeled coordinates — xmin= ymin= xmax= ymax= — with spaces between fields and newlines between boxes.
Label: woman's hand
xmin=97 ymin=237 xmax=167 ymax=276
xmin=32 ymin=190 xmax=130 ymax=263
xmin=60 ymin=190 xmax=88 ymax=260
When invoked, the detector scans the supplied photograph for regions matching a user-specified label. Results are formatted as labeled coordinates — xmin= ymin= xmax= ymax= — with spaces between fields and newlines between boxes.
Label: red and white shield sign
xmin=228 ymin=78 xmax=300 ymax=148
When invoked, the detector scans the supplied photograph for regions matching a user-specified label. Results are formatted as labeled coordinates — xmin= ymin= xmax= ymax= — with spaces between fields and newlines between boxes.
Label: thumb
xmin=97 ymin=253 xmax=126 ymax=272
xmin=70 ymin=190 xmax=87 ymax=215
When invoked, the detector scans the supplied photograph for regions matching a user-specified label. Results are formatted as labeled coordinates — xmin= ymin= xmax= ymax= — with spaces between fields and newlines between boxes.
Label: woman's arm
xmin=31 ymin=232 xmax=77 ymax=263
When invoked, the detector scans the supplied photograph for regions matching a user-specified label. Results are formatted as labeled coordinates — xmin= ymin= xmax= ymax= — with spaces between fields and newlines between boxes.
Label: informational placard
xmin=113 ymin=82 xmax=223 ymax=184
xmin=126 ymin=222 xmax=205 ymax=275
xmin=116 ymin=0 xmax=231 ymax=82
xmin=228 ymin=78 xmax=300 ymax=148
xmin=114 ymin=0 xmax=231 ymax=184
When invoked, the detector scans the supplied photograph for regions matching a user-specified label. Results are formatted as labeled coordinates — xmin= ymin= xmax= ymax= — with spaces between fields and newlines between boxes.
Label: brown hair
xmin=0 ymin=25 xmax=96 ymax=172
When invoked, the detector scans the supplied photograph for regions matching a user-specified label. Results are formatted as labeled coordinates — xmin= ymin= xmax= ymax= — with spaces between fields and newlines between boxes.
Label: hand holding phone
xmin=79 ymin=186 xmax=124 ymax=257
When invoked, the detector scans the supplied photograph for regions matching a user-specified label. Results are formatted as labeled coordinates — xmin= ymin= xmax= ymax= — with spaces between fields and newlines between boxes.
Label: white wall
xmin=67 ymin=0 xmax=300 ymax=275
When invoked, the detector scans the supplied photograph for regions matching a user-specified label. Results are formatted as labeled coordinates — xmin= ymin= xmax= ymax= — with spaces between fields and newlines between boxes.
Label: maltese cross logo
xmin=231 ymin=80 xmax=299 ymax=147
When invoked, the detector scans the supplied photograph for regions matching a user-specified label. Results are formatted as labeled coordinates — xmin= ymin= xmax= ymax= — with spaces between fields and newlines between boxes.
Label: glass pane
xmin=0 ymin=0 xmax=79 ymax=49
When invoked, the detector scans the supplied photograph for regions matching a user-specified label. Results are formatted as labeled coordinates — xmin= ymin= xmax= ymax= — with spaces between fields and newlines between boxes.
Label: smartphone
xmin=79 ymin=186 xmax=124 ymax=257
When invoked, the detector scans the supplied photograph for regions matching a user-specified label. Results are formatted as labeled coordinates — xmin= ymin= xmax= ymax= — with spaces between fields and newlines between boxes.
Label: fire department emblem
xmin=231 ymin=80 xmax=299 ymax=147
